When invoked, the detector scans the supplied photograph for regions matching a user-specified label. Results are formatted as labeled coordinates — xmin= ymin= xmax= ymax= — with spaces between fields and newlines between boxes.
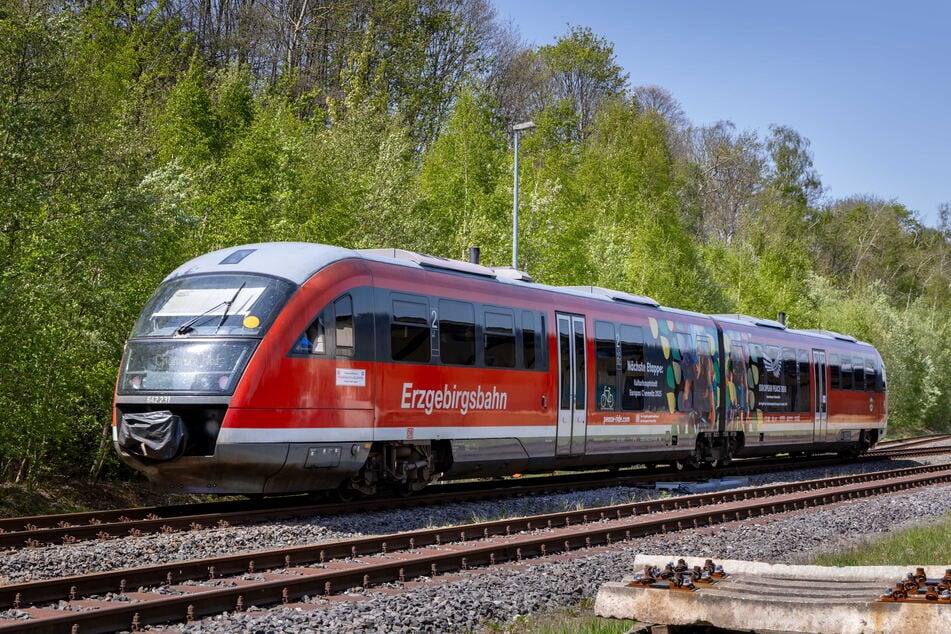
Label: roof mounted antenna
xmin=777 ymin=312 xmax=786 ymax=326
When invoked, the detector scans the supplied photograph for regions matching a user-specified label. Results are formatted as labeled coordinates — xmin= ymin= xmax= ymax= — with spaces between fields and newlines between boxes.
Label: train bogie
xmin=113 ymin=243 xmax=887 ymax=496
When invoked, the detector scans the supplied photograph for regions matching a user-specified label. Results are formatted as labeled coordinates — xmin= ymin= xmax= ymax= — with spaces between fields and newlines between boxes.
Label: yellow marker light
xmin=243 ymin=315 xmax=260 ymax=329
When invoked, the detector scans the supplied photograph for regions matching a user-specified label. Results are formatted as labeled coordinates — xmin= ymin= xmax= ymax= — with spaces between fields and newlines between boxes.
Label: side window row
xmin=292 ymin=289 xmax=546 ymax=371
xmin=829 ymin=354 xmax=885 ymax=392
xmin=595 ymin=320 xmax=649 ymax=412
xmin=390 ymin=293 xmax=546 ymax=370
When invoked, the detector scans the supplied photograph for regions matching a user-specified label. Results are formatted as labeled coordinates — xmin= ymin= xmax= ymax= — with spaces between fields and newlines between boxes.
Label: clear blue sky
xmin=494 ymin=0 xmax=950 ymax=227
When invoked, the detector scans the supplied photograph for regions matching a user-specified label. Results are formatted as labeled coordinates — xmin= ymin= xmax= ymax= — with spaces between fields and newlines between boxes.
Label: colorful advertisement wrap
xmin=595 ymin=316 xmax=721 ymax=435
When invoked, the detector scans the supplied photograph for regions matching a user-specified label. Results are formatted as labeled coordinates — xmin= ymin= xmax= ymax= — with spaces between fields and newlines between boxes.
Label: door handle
xmin=541 ymin=395 xmax=548 ymax=410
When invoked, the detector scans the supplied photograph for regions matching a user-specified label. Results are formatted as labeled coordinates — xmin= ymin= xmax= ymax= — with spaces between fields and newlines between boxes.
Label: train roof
xmin=166 ymin=243 xmax=665 ymax=311
xmin=164 ymin=242 xmax=354 ymax=285
xmin=164 ymin=243 xmax=867 ymax=345
xmin=713 ymin=314 xmax=874 ymax=350
xmin=357 ymin=248 xmax=719 ymax=321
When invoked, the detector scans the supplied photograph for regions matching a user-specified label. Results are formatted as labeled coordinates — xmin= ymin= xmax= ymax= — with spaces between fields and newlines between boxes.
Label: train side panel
xmin=717 ymin=319 xmax=886 ymax=458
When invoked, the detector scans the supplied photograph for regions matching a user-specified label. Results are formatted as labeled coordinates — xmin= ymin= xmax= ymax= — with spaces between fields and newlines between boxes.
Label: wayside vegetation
xmin=1 ymin=1 xmax=948 ymax=485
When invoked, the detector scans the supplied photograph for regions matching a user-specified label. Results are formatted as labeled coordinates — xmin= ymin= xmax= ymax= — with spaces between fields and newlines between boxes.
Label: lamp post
xmin=511 ymin=120 xmax=536 ymax=269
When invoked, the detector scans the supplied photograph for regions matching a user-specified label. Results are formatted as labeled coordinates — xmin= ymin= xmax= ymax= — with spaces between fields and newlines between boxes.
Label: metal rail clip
xmin=629 ymin=559 xmax=727 ymax=592
xmin=879 ymin=568 xmax=951 ymax=603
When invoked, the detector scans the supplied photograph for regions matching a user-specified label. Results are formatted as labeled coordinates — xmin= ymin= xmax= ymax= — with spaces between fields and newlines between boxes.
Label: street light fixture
xmin=511 ymin=120 xmax=536 ymax=269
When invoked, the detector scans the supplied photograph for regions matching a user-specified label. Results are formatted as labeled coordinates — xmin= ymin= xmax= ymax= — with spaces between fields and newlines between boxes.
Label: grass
xmin=0 ymin=476 xmax=205 ymax=519
xmin=812 ymin=511 xmax=951 ymax=566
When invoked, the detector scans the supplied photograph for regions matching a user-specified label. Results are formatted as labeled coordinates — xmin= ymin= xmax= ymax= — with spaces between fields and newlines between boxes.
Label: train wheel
xmin=393 ymin=483 xmax=416 ymax=498
xmin=333 ymin=483 xmax=362 ymax=503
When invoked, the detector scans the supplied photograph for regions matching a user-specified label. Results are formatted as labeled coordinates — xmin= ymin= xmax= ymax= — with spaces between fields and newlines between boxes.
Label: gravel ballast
xmin=1 ymin=455 xmax=949 ymax=632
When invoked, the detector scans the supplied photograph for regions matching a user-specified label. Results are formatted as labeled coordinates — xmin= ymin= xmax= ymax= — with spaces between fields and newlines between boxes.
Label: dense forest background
xmin=2 ymin=0 xmax=949 ymax=485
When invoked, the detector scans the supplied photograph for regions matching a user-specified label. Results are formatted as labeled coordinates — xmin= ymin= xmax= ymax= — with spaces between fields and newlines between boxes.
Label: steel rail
xmin=1 ymin=434 xmax=940 ymax=537
xmin=2 ymin=445 xmax=949 ymax=551
xmin=874 ymin=433 xmax=951 ymax=449
xmin=1 ymin=463 xmax=950 ymax=633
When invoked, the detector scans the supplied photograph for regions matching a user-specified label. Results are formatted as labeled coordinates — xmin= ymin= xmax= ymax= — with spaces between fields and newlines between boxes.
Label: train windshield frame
xmin=118 ymin=273 xmax=297 ymax=395
xmin=130 ymin=273 xmax=296 ymax=338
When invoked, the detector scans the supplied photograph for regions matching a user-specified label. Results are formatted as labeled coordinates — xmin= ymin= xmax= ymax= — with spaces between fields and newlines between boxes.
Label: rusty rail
xmin=2 ymin=443 xmax=948 ymax=552
xmin=1 ymin=463 xmax=950 ymax=633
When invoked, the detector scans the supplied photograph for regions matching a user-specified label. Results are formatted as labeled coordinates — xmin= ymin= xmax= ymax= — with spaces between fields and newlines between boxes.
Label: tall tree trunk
xmin=88 ymin=420 xmax=114 ymax=483
xmin=14 ymin=457 xmax=29 ymax=484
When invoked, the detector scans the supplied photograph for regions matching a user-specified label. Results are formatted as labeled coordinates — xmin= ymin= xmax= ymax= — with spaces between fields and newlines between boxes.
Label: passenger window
xmin=484 ymin=309 xmax=516 ymax=367
xmin=334 ymin=295 xmax=354 ymax=357
xmin=829 ymin=354 xmax=841 ymax=390
xmin=797 ymin=350 xmax=811 ymax=412
xmin=840 ymin=356 xmax=853 ymax=390
xmin=729 ymin=342 xmax=751 ymax=415
xmin=439 ymin=300 xmax=475 ymax=365
xmin=620 ymin=324 xmax=645 ymax=411
xmin=782 ymin=348 xmax=798 ymax=412
xmin=693 ymin=334 xmax=715 ymax=422
xmin=522 ymin=311 xmax=537 ymax=369
xmin=673 ymin=332 xmax=695 ymax=412
xmin=853 ymin=356 xmax=865 ymax=391
xmin=864 ymin=359 xmax=875 ymax=392
xmin=391 ymin=297 xmax=430 ymax=362
xmin=595 ymin=321 xmax=617 ymax=411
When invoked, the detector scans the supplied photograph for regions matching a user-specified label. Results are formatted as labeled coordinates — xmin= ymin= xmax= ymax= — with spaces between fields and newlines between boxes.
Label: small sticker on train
xmin=336 ymin=368 xmax=366 ymax=387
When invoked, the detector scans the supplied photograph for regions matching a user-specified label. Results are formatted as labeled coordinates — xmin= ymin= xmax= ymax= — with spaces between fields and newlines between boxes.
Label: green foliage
xmin=1 ymin=4 xmax=949 ymax=486
xmin=514 ymin=100 xmax=593 ymax=283
xmin=417 ymin=88 xmax=510 ymax=261
xmin=537 ymin=25 xmax=629 ymax=142
xmin=578 ymin=104 xmax=713 ymax=310
xmin=158 ymin=57 xmax=217 ymax=165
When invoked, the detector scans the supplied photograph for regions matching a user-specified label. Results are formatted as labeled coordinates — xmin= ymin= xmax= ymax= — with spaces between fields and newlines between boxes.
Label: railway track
xmin=1 ymin=462 xmax=949 ymax=633
xmin=873 ymin=433 xmax=951 ymax=450
xmin=2 ymin=444 xmax=949 ymax=552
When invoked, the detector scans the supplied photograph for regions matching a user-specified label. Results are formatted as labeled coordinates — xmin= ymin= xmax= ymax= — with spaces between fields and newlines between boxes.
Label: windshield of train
xmin=130 ymin=273 xmax=296 ymax=338
xmin=118 ymin=340 xmax=257 ymax=393
xmin=119 ymin=273 xmax=296 ymax=394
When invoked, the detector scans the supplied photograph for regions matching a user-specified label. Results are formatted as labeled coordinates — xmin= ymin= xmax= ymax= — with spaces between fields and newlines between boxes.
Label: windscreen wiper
xmin=214 ymin=282 xmax=246 ymax=333
xmin=175 ymin=300 xmax=228 ymax=335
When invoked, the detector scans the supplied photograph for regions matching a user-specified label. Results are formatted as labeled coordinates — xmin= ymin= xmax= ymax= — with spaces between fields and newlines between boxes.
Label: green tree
xmin=577 ymin=102 xmax=714 ymax=310
xmin=417 ymin=88 xmax=509 ymax=261
xmin=537 ymin=25 xmax=628 ymax=143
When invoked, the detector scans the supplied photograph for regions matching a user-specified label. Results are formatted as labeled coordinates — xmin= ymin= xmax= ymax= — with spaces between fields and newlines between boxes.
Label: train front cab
xmin=113 ymin=246 xmax=381 ymax=496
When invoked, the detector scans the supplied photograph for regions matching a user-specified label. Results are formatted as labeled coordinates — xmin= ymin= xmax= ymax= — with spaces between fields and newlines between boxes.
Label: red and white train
xmin=113 ymin=243 xmax=888 ymax=496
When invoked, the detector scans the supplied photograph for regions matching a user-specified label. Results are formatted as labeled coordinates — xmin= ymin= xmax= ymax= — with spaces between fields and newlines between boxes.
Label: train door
xmin=813 ymin=349 xmax=828 ymax=442
xmin=556 ymin=313 xmax=587 ymax=456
